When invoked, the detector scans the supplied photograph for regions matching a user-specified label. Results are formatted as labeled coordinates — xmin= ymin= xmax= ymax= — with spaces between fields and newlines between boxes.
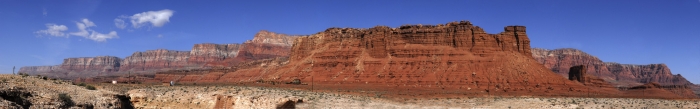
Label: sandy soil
xmin=122 ymin=84 xmax=700 ymax=109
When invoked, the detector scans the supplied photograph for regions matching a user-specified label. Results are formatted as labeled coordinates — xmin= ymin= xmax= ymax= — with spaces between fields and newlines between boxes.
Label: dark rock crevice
xmin=0 ymin=89 xmax=33 ymax=109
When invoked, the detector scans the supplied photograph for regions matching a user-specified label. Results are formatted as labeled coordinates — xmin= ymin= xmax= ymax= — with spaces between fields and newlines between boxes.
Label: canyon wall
xmin=146 ymin=21 xmax=693 ymax=98
xmin=60 ymin=56 xmax=122 ymax=72
xmin=120 ymin=49 xmax=191 ymax=71
xmin=188 ymin=43 xmax=243 ymax=64
xmin=17 ymin=66 xmax=62 ymax=75
xmin=20 ymin=30 xmax=298 ymax=79
xmin=160 ymin=21 xmax=624 ymax=97
xmin=531 ymin=48 xmax=693 ymax=86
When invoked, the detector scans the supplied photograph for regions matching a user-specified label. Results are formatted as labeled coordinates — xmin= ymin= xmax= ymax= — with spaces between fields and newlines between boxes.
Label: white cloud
xmin=35 ymin=24 xmax=68 ymax=37
xmin=128 ymin=9 xmax=174 ymax=28
xmin=67 ymin=18 xmax=119 ymax=42
xmin=86 ymin=31 xmax=118 ymax=42
xmin=81 ymin=18 xmax=95 ymax=27
xmin=114 ymin=18 xmax=126 ymax=29
xmin=69 ymin=21 xmax=91 ymax=37
xmin=157 ymin=34 xmax=163 ymax=38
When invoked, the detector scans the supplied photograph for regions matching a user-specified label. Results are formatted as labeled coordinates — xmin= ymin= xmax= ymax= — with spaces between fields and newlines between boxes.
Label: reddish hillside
xmin=205 ymin=30 xmax=300 ymax=67
xmin=531 ymin=48 xmax=694 ymax=87
xmin=153 ymin=21 xmax=628 ymax=97
xmin=146 ymin=21 xmax=698 ymax=99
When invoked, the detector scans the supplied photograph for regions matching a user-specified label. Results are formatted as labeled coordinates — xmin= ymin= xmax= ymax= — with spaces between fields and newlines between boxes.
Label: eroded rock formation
xmin=20 ymin=30 xmax=298 ymax=80
xmin=120 ymin=49 xmax=191 ymax=71
xmin=154 ymin=21 xmax=623 ymax=97
xmin=188 ymin=43 xmax=242 ymax=64
xmin=18 ymin=66 xmax=62 ymax=75
xmin=569 ymin=65 xmax=587 ymax=83
xmin=60 ymin=56 xmax=121 ymax=72
xmin=532 ymin=48 xmax=693 ymax=86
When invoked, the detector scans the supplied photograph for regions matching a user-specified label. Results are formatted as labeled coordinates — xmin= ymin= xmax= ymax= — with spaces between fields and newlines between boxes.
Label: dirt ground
xmin=104 ymin=83 xmax=700 ymax=109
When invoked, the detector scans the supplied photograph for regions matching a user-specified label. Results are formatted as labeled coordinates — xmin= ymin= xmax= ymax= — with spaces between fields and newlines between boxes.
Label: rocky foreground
xmin=0 ymin=74 xmax=132 ymax=109
xmin=0 ymin=75 xmax=697 ymax=109
xmin=124 ymin=85 xmax=700 ymax=109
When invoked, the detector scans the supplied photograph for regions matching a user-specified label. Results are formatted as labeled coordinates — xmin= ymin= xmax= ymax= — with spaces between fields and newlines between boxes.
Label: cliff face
xmin=567 ymin=65 xmax=614 ymax=88
xmin=184 ymin=21 xmax=624 ymax=97
xmin=17 ymin=66 xmax=62 ymax=75
xmin=204 ymin=31 xmax=299 ymax=66
xmin=20 ymin=30 xmax=298 ymax=79
xmin=120 ymin=49 xmax=191 ymax=71
xmin=605 ymin=62 xmax=691 ymax=86
xmin=188 ymin=43 xmax=243 ymax=64
xmin=250 ymin=30 xmax=300 ymax=46
xmin=60 ymin=56 xmax=122 ymax=72
xmin=532 ymin=48 xmax=693 ymax=86
xmin=531 ymin=48 xmax=615 ymax=80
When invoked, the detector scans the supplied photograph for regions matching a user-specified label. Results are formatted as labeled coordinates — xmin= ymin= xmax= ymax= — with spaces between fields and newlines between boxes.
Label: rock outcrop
xmin=188 ymin=43 xmax=242 ymax=64
xmin=605 ymin=62 xmax=691 ymax=86
xmin=158 ymin=21 xmax=626 ymax=97
xmin=147 ymin=21 xmax=691 ymax=98
xmin=120 ymin=49 xmax=191 ymax=72
xmin=0 ymin=75 xmax=133 ymax=108
xmin=20 ymin=30 xmax=298 ymax=80
xmin=567 ymin=65 xmax=615 ymax=88
xmin=569 ymin=65 xmax=587 ymax=83
xmin=532 ymin=48 xmax=693 ymax=86
xmin=250 ymin=30 xmax=300 ymax=46
xmin=18 ymin=66 xmax=62 ymax=75
xmin=60 ymin=56 xmax=121 ymax=72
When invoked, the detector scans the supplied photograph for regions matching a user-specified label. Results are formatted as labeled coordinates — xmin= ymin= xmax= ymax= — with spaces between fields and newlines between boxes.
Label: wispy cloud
xmin=114 ymin=18 xmax=127 ymax=29
xmin=157 ymin=34 xmax=163 ymax=38
xmin=67 ymin=18 xmax=119 ymax=42
xmin=35 ymin=24 xmax=68 ymax=37
xmin=69 ymin=19 xmax=95 ymax=37
xmin=86 ymin=31 xmax=118 ymax=42
xmin=117 ymin=9 xmax=174 ymax=29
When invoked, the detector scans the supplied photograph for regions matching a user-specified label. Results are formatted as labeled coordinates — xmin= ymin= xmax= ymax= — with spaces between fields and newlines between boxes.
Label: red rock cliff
xmin=605 ymin=62 xmax=692 ymax=86
xmin=203 ymin=30 xmax=299 ymax=66
xmin=532 ymin=48 xmax=693 ymax=86
xmin=120 ymin=49 xmax=191 ymax=71
xmin=211 ymin=21 xmax=607 ymax=96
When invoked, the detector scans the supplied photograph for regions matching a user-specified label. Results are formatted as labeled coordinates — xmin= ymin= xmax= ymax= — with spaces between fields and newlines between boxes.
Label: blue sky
xmin=0 ymin=0 xmax=699 ymax=83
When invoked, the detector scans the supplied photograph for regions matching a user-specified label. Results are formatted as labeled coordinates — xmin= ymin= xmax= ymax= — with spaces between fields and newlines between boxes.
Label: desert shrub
xmin=58 ymin=93 xmax=74 ymax=108
xmin=85 ymin=85 xmax=96 ymax=90
xmin=41 ymin=76 xmax=47 ymax=80
xmin=77 ymin=83 xmax=86 ymax=87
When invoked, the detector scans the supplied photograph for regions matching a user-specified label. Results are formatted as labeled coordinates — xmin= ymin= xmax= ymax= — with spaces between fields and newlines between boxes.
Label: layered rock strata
xmin=60 ymin=56 xmax=121 ymax=72
xmin=188 ymin=43 xmax=243 ymax=64
xmin=18 ymin=66 xmax=62 ymax=75
xmin=20 ymin=30 xmax=298 ymax=79
xmin=161 ymin=21 xmax=623 ymax=97
xmin=532 ymin=48 xmax=693 ymax=86
xmin=569 ymin=65 xmax=587 ymax=83
xmin=120 ymin=49 xmax=191 ymax=71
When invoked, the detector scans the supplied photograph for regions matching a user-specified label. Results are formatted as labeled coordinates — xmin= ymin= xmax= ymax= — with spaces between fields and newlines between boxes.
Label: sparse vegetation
xmin=85 ymin=85 xmax=97 ymax=90
xmin=76 ymin=82 xmax=97 ymax=90
xmin=58 ymin=93 xmax=74 ymax=108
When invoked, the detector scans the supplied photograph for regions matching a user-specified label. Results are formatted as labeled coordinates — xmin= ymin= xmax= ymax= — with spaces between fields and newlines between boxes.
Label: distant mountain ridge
xmin=19 ymin=30 xmax=299 ymax=79
xmin=531 ymin=48 xmax=694 ymax=87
